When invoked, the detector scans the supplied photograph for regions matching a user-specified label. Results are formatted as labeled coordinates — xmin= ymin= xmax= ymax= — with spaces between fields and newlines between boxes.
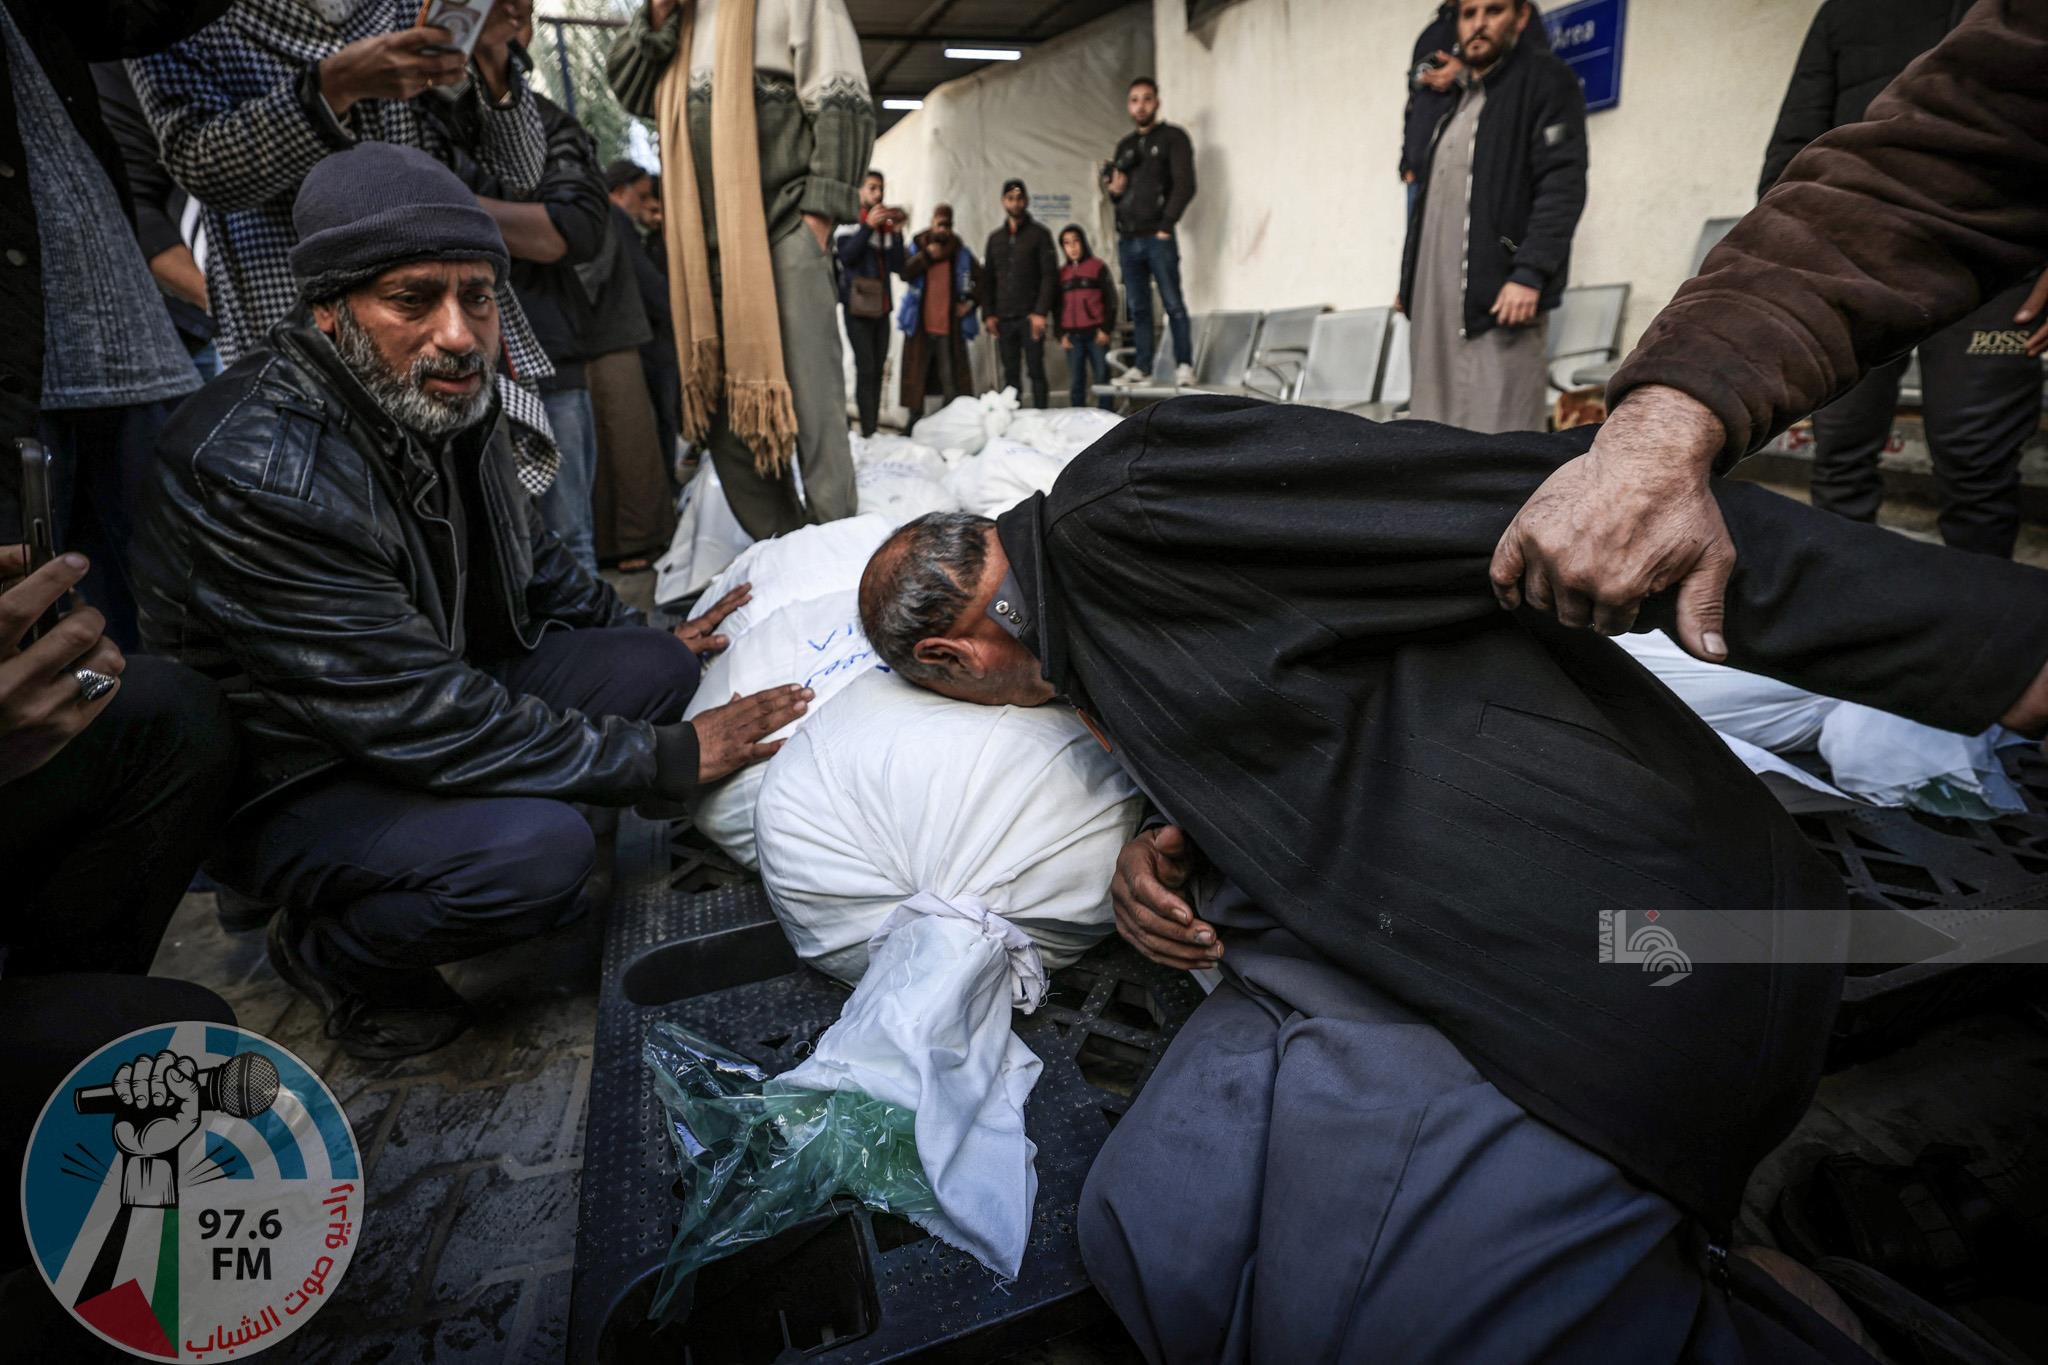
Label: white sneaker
xmin=1174 ymin=363 xmax=1197 ymax=387
xmin=1112 ymin=366 xmax=1147 ymax=386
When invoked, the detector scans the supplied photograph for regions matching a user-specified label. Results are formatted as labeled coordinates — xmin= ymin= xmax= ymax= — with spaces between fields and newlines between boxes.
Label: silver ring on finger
xmin=74 ymin=667 xmax=116 ymax=704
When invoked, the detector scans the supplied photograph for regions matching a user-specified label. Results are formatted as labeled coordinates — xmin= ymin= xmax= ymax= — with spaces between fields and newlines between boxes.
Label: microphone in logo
xmin=72 ymin=1052 xmax=282 ymax=1120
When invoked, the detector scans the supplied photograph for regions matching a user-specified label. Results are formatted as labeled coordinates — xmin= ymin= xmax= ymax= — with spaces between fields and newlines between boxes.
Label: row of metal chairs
xmin=1114 ymin=283 xmax=1634 ymax=418
xmin=1118 ymin=211 xmax=2045 ymax=421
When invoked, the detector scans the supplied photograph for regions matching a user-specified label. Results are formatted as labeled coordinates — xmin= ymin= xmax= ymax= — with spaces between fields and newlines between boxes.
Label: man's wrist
xmin=312 ymin=58 xmax=356 ymax=121
xmin=1603 ymin=385 xmax=1724 ymax=481
xmin=121 ymin=1154 xmax=177 ymax=1208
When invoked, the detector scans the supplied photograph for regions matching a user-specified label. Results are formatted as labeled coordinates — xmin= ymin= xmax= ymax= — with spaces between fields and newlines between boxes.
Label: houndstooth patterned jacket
xmin=130 ymin=0 xmax=561 ymax=492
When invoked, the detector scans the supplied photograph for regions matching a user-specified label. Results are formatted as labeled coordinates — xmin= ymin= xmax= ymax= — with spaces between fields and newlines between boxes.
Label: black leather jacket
xmin=134 ymin=314 xmax=701 ymax=816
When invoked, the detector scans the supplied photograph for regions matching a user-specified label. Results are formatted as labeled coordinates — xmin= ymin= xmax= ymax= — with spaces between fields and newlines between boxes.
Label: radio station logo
xmin=19 ymin=1023 xmax=362 ymax=1358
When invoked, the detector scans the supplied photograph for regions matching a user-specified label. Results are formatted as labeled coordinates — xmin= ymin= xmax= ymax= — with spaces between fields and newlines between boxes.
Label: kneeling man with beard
xmin=135 ymin=143 xmax=809 ymax=1059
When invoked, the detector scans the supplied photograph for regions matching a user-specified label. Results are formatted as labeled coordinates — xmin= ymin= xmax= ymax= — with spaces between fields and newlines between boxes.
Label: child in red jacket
xmin=1056 ymin=225 xmax=1119 ymax=410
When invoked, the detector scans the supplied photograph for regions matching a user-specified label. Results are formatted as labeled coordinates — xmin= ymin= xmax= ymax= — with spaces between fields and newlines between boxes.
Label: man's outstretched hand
xmin=690 ymin=684 xmax=811 ymax=782
xmin=1109 ymin=825 xmax=1222 ymax=970
xmin=674 ymin=582 xmax=750 ymax=657
xmin=1490 ymin=385 xmax=1736 ymax=658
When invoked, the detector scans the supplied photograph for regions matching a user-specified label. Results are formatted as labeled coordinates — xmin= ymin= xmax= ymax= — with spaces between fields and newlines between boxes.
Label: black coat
xmin=980 ymin=213 xmax=1057 ymax=321
xmin=0 ymin=0 xmax=231 ymax=444
xmin=994 ymin=396 xmax=2048 ymax=1230
xmin=133 ymin=314 xmax=700 ymax=817
xmin=1757 ymin=0 xmax=1967 ymax=196
xmin=1399 ymin=39 xmax=1587 ymax=338
xmin=1399 ymin=0 xmax=1549 ymax=178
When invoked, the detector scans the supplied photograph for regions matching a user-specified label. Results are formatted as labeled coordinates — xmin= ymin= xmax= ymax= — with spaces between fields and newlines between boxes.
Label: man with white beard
xmin=133 ymin=144 xmax=809 ymax=1060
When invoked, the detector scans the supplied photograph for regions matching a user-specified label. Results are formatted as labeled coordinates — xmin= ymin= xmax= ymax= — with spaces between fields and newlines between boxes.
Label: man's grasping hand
xmin=1109 ymin=825 xmax=1221 ymax=970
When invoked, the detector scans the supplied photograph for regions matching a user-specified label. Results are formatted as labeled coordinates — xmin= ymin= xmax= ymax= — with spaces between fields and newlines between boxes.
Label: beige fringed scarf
xmin=656 ymin=0 xmax=798 ymax=477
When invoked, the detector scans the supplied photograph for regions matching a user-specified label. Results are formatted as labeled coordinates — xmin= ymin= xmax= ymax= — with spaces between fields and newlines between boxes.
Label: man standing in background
xmin=1399 ymin=0 xmax=1585 ymax=433
xmin=607 ymin=158 xmax=682 ymax=475
xmin=835 ymin=168 xmax=907 ymax=438
xmin=606 ymin=0 xmax=874 ymax=540
xmin=1759 ymin=0 xmax=2037 ymax=558
xmin=981 ymin=178 xmax=1057 ymax=409
xmin=1106 ymin=77 xmax=1196 ymax=387
xmin=899 ymin=203 xmax=977 ymax=416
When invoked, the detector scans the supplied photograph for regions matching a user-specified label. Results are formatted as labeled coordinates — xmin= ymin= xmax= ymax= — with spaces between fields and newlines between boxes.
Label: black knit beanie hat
xmin=289 ymin=142 xmax=510 ymax=302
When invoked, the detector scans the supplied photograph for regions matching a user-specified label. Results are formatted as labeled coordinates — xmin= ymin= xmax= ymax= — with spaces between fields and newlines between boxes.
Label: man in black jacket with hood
xmin=857 ymin=395 xmax=2048 ymax=1358
xmin=1399 ymin=0 xmax=1585 ymax=433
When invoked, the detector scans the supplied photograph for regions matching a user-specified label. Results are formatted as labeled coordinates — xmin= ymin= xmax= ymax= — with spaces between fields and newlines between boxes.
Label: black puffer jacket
xmin=133 ymin=314 xmax=700 ymax=816
xmin=1757 ymin=0 xmax=1968 ymax=196
xmin=1398 ymin=39 xmax=1588 ymax=339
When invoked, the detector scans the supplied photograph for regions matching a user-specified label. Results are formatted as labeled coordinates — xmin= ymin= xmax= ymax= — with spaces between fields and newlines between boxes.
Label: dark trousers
xmin=1082 ymin=963 xmax=1871 ymax=1365
xmin=0 ymin=655 xmax=237 ymax=975
xmin=1808 ymin=278 xmax=2041 ymax=557
xmin=210 ymin=626 xmax=699 ymax=974
xmin=1118 ymin=233 xmax=1194 ymax=375
xmin=845 ymin=311 xmax=891 ymax=437
xmin=1066 ymin=333 xmax=1113 ymax=410
xmin=0 ymin=657 xmax=237 ymax=1286
xmin=997 ymin=319 xmax=1050 ymax=409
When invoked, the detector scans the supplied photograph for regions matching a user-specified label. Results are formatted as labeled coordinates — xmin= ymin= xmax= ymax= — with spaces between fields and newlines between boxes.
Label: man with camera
xmin=1399 ymin=0 xmax=1584 ymax=434
xmin=835 ymin=169 xmax=909 ymax=439
xmin=1105 ymin=77 xmax=1197 ymax=388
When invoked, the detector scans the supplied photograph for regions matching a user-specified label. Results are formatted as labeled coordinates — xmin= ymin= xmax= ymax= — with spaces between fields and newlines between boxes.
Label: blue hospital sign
xmin=1544 ymin=0 xmax=1627 ymax=113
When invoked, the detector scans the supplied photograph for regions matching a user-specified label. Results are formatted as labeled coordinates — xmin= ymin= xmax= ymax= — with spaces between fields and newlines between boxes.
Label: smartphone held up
xmin=416 ymin=0 xmax=492 ymax=96
xmin=15 ymin=438 xmax=60 ymax=645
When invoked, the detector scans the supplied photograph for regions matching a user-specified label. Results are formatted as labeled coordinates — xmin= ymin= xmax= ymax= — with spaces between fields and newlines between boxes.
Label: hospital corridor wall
xmin=1146 ymin=0 xmax=1825 ymax=354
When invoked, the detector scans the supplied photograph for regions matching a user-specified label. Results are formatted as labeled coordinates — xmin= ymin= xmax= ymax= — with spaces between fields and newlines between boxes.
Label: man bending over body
xmin=858 ymin=394 xmax=2048 ymax=1362
xmin=135 ymin=144 xmax=809 ymax=1060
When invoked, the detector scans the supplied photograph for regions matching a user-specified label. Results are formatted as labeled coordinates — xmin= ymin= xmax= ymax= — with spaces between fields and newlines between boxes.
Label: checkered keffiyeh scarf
xmin=131 ymin=0 xmax=561 ymax=492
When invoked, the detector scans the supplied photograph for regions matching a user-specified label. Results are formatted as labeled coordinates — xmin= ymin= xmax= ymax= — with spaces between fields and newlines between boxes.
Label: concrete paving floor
xmin=140 ymin=484 xmax=2047 ymax=1363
